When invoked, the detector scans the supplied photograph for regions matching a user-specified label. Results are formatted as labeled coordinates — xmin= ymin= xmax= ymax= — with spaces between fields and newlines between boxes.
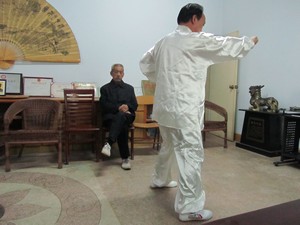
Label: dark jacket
xmin=100 ymin=80 xmax=138 ymax=121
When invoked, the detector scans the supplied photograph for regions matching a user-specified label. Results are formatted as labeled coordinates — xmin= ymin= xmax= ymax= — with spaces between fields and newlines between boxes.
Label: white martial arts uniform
xmin=139 ymin=25 xmax=255 ymax=214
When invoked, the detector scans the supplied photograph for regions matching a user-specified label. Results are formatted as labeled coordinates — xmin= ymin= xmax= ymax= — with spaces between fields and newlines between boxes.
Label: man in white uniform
xmin=139 ymin=3 xmax=258 ymax=222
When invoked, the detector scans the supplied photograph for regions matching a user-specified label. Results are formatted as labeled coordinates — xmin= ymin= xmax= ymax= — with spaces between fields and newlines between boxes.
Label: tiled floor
xmin=0 ymin=134 xmax=299 ymax=225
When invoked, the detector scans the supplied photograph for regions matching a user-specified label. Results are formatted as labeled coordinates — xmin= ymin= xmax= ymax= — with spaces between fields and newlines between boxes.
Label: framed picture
xmin=72 ymin=82 xmax=99 ymax=97
xmin=141 ymin=80 xmax=156 ymax=96
xmin=0 ymin=79 xmax=6 ymax=96
xmin=50 ymin=82 xmax=73 ymax=98
xmin=0 ymin=72 xmax=23 ymax=94
xmin=23 ymin=77 xmax=53 ymax=97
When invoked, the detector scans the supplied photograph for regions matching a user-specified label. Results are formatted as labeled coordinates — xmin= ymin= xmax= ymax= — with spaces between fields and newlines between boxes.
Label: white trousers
xmin=152 ymin=125 xmax=205 ymax=214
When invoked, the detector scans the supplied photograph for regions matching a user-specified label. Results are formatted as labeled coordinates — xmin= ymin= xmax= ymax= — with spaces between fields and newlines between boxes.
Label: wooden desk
xmin=0 ymin=95 xmax=100 ymax=127
xmin=0 ymin=95 xmax=29 ymax=103
xmin=1 ymin=95 xmax=153 ymax=150
xmin=0 ymin=95 xmax=99 ymax=103
xmin=0 ymin=96 xmax=100 ymax=152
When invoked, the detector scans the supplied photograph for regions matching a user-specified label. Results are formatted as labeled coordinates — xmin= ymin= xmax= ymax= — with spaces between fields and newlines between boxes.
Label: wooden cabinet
xmin=274 ymin=115 xmax=300 ymax=166
xmin=236 ymin=109 xmax=300 ymax=158
xmin=236 ymin=110 xmax=283 ymax=157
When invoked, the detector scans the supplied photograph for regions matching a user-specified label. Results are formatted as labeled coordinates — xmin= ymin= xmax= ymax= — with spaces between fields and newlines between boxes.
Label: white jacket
xmin=139 ymin=25 xmax=255 ymax=129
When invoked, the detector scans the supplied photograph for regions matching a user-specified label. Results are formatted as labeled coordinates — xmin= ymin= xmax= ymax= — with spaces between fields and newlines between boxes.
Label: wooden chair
xmin=2 ymin=98 xmax=63 ymax=172
xmin=202 ymin=100 xmax=228 ymax=148
xmin=134 ymin=95 xmax=160 ymax=150
xmin=101 ymin=125 xmax=135 ymax=159
xmin=63 ymin=89 xmax=100 ymax=164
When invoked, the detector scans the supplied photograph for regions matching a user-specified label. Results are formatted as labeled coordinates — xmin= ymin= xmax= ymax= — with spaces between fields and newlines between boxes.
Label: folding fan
xmin=0 ymin=0 xmax=80 ymax=69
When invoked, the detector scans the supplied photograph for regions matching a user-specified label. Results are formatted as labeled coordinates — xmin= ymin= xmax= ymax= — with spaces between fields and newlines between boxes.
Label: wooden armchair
xmin=3 ymin=98 xmax=63 ymax=172
xmin=63 ymin=89 xmax=100 ymax=164
xmin=202 ymin=100 xmax=228 ymax=148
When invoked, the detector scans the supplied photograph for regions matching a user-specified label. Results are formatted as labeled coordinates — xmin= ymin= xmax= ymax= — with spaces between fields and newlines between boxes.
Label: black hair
xmin=177 ymin=3 xmax=204 ymax=24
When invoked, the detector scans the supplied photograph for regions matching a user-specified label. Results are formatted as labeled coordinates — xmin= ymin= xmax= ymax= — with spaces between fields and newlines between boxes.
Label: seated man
xmin=100 ymin=63 xmax=138 ymax=170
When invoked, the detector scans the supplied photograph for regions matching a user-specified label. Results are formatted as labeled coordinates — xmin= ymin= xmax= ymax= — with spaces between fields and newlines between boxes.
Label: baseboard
xmin=234 ymin=133 xmax=241 ymax=142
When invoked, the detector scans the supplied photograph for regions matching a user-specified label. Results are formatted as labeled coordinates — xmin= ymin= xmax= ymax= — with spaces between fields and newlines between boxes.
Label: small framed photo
xmin=0 ymin=72 xmax=23 ymax=94
xmin=72 ymin=82 xmax=99 ymax=97
xmin=23 ymin=77 xmax=53 ymax=97
xmin=0 ymin=79 xmax=7 ymax=96
xmin=50 ymin=82 xmax=73 ymax=98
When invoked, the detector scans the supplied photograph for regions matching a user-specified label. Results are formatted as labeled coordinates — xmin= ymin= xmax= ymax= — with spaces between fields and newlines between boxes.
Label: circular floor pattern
xmin=0 ymin=172 xmax=101 ymax=225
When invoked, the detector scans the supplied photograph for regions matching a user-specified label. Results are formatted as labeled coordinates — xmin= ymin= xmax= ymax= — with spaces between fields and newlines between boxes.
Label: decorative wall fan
xmin=0 ymin=0 xmax=80 ymax=69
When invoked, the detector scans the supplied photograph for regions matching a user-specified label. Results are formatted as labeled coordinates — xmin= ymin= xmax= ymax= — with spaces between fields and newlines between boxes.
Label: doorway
xmin=205 ymin=31 xmax=240 ymax=141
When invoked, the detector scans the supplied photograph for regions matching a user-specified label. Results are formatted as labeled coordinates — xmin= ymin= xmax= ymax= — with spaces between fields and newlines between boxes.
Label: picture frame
xmin=50 ymin=82 xmax=73 ymax=98
xmin=23 ymin=77 xmax=53 ymax=97
xmin=0 ymin=79 xmax=6 ymax=96
xmin=72 ymin=82 xmax=99 ymax=97
xmin=134 ymin=86 xmax=143 ymax=96
xmin=141 ymin=80 xmax=156 ymax=96
xmin=0 ymin=72 xmax=23 ymax=95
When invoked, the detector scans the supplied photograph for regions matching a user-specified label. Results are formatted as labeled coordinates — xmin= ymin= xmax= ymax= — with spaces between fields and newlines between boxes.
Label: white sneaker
xmin=101 ymin=143 xmax=111 ymax=157
xmin=121 ymin=158 xmax=131 ymax=170
xmin=150 ymin=181 xmax=177 ymax=188
xmin=179 ymin=209 xmax=213 ymax=222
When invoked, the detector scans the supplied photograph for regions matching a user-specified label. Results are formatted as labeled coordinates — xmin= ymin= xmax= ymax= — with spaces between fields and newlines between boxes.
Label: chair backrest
xmin=4 ymin=98 xmax=62 ymax=131
xmin=136 ymin=95 xmax=154 ymax=105
xmin=141 ymin=80 xmax=156 ymax=96
xmin=64 ymin=89 xmax=96 ymax=128
xmin=135 ymin=95 xmax=154 ymax=123
xmin=204 ymin=100 xmax=228 ymax=121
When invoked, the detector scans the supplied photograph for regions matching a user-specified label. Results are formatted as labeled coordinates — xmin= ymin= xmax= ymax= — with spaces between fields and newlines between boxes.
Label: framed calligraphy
xmin=0 ymin=72 xmax=23 ymax=94
xmin=23 ymin=77 xmax=53 ymax=97
xmin=72 ymin=82 xmax=99 ymax=97
xmin=50 ymin=82 xmax=73 ymax=98
xmin=0 ymin=79 xmax=7 ymax=96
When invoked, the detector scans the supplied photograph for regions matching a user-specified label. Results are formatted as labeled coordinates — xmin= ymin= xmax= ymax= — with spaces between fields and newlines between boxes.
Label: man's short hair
xmin=177 ymin=3 xmax=203 ymax=24
xmin=110 ymin=63 xmax=124 ymax=73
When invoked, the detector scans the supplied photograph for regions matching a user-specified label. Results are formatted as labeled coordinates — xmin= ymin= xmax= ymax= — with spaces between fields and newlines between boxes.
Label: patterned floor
xmin=0 ymin=135 xmax=300 ymax=225
xmin=0 ymin=171 xmax=101 ymax=225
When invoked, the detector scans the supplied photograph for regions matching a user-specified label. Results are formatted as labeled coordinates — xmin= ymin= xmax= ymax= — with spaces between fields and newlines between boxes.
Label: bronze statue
xmin=249 ymin=85 xmax=279 ymax=112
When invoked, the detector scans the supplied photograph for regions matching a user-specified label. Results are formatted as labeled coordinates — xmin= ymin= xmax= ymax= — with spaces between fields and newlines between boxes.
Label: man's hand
xmin=251 ymin=36 xmax=259 ymax=45
xmin=119 ymin=104 xmax=129 ymax=113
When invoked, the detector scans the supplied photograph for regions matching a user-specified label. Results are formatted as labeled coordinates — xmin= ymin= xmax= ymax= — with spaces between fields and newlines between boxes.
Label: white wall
xmin=2 ymin=0 xmax=299 ymax=134
xmin=222 ymin=0 xmax=300 ymax=133
xmin=3 ymin=0 xmax=222 ymax=87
